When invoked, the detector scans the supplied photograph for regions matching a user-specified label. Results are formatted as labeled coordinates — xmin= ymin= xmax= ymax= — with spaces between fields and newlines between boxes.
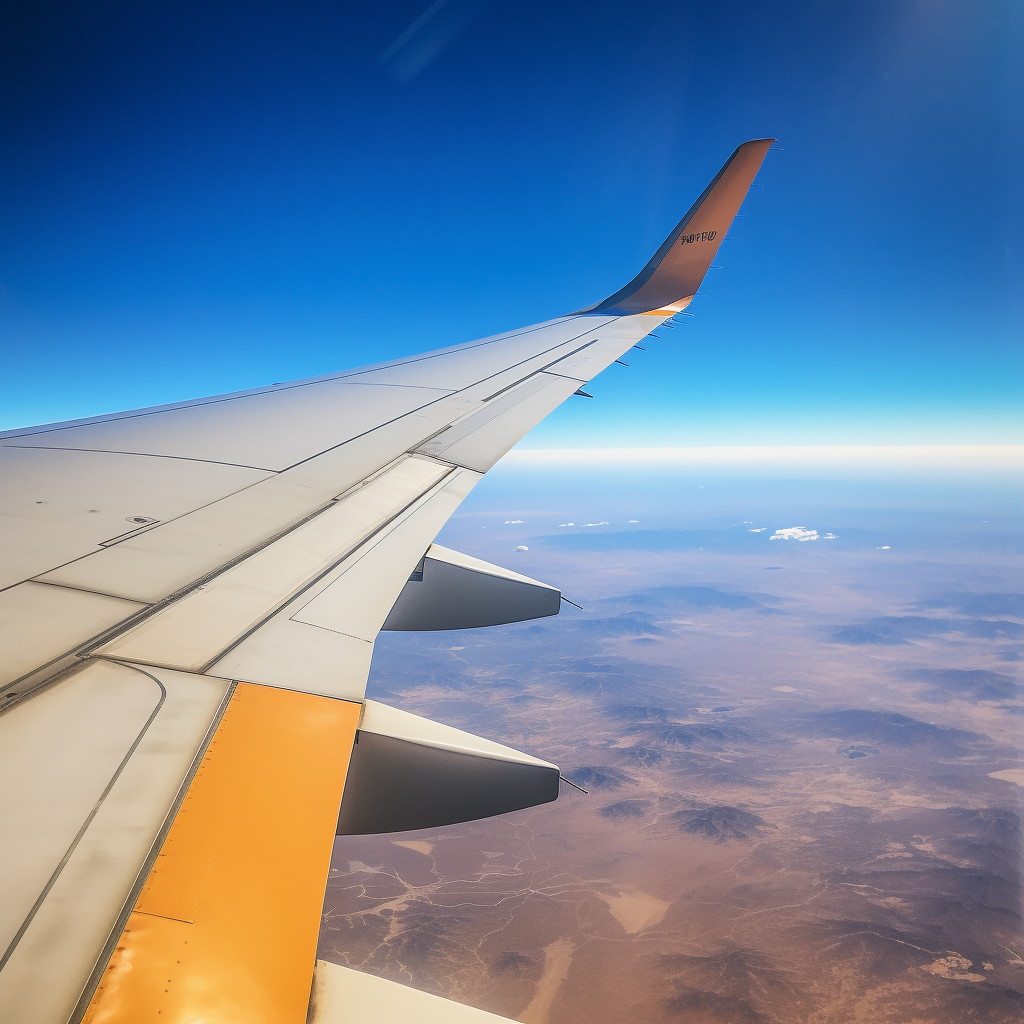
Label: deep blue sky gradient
xmin=2 ymin=0 xmax=1021 ymax=443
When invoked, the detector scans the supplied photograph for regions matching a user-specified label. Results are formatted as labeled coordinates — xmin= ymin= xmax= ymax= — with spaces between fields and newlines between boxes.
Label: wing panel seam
xmin=67 ymin=676 xmax=238 ymax=1024
xmin=0 ymin=664 xmax=167 ymax=975
xmin=0 ymin=445 xmax=279 ymax=473
xmin=191 ymin=468 xmax=457 ymax=674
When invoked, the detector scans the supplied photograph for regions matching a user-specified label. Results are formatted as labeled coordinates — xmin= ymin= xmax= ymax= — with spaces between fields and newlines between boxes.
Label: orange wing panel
xmin=84 ymin=682 xmax=360 ymax=1024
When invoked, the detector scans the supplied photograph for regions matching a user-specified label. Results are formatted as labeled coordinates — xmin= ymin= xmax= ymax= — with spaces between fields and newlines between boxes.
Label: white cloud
xmin=628 ymin=520 xmax=639 ymax=523
xmin=824 ymin=532 xmax=837 ymax=539
xmin=514 ymin=545 xmax=529 ymax=552
xmin=749 ymin=527 xmax=768 ymax=533
xmin=558 ymin=522 xmax=575 ymax=527
xmin=877 ymin=545 xmax=891 ymax=550
xmin=771 ymin=527 xmax=819 ymax=542
xmin=582 ymin=522 xmax=609 ymax=527
xmin=504 ymin=519 xmax=524 ymax=524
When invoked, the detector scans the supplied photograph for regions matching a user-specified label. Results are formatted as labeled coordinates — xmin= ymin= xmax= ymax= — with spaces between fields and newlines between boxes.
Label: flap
xmin=309 ymin=960 xmax=516 ymax=1023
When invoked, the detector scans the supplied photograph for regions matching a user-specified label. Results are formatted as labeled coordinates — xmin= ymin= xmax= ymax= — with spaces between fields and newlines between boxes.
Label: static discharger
xmin=559 ymin=776 xmax=589 ymax=795
xmin=560 ymin=597 xmax=584 ymax=610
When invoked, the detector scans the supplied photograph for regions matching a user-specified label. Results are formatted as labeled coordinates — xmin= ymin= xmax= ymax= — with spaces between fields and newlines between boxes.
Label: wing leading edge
xmin=0 ymin=139 xmax=772 ymax=1024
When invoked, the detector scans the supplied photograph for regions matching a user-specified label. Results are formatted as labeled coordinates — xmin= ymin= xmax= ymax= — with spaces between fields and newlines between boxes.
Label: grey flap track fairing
xmin=383 ymin=543 xmax=561 ymax=631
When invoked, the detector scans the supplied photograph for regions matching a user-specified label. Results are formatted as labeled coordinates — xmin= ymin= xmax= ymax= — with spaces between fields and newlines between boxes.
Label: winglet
xmin=582 ymin=138 xmax=774 ymax=315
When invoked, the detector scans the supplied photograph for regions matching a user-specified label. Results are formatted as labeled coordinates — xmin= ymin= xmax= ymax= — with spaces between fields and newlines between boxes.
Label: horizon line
xmin=503 ymin=444 xmax=1024 ymax=474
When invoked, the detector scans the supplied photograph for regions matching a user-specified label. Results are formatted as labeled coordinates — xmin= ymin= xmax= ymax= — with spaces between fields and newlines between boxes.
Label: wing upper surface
xmin=0 ymin=138 xmax=773 ymax=1024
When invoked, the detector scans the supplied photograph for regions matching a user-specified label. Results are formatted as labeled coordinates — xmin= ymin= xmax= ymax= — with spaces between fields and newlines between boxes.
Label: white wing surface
xmin=0 ymin=139 xmax=772 ymax=1024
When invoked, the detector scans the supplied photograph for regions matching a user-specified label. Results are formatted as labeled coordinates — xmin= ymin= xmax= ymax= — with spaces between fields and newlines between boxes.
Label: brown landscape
xmin=318 ymin=509 xmax=1023 ymax=1023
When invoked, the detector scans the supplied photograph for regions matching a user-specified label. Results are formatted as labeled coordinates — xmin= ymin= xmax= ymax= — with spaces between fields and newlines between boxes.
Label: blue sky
xmin=1 ymin=0 xmax=1021 ymax=444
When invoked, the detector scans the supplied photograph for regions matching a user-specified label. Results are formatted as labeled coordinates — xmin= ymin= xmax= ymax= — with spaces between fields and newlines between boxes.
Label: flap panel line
xmin=0 ymin=381 xmax=455 ymax=442
xmin=193 ymin=465 xmax=458 ymax=675
xmin=0 ymin=444 xmax=281 ymax=474
xmin=476 ymin=335 xmax=602 ymax=402
xmin=68 ymin=674 xmax=237 ymax=1024
xmin=325 ymin=315 xmax=617 ymax=390
xmin=276 ymin=318 xmax=616 ymax=473
xmin=0 ymin=664 xmax=166 ymax=976
xmin=80 ymin=683 xmax=360 ymax=1024
xmin=90 ymin=459 xmax=456 ymax=674
xmin=77 ymin=457 xmax=445 ymax=663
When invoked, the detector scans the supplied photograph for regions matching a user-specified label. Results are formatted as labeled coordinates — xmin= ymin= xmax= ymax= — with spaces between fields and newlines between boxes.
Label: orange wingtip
xmin=640 ymin=296 xmax=694 ymax=315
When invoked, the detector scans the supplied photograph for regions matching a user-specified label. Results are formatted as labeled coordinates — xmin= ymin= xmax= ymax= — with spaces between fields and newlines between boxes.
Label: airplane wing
xmin=0 ymin=139 xmax=772 ymax=1024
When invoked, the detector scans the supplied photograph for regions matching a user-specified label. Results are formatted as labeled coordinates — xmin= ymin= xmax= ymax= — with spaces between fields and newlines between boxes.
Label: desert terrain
xmin=318 ymin=491 xmax=1023 ymax=1023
